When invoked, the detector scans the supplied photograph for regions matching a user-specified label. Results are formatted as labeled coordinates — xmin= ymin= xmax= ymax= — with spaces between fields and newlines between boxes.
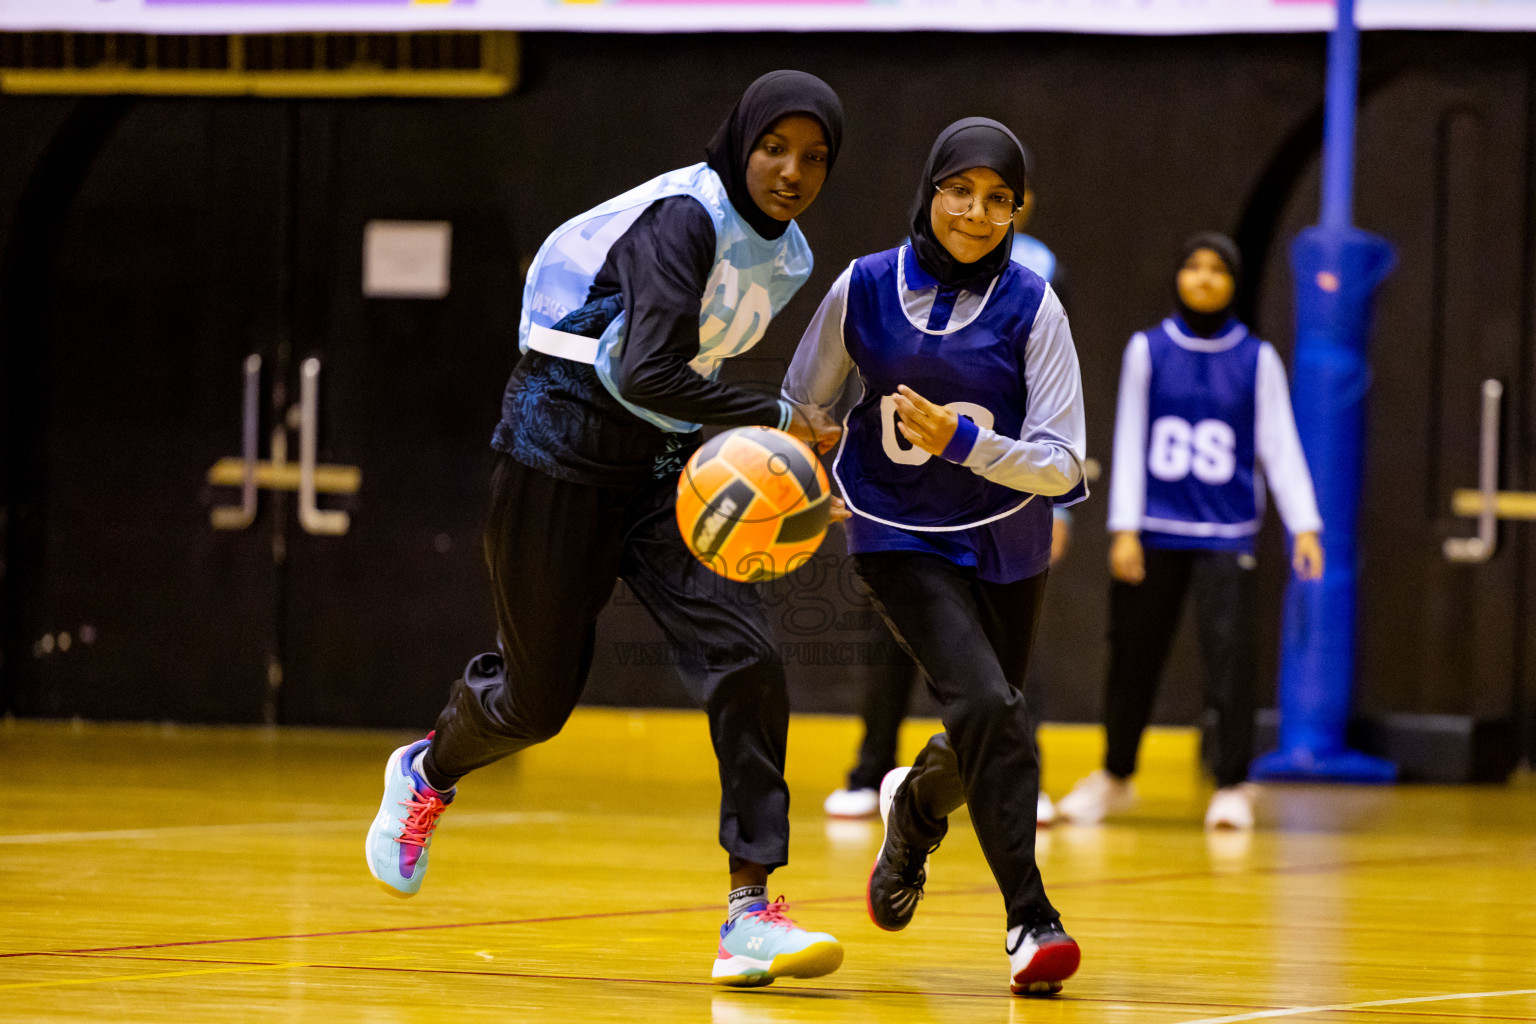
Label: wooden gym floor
xmin=5 ymin=711 xmax=1534 ymax=1023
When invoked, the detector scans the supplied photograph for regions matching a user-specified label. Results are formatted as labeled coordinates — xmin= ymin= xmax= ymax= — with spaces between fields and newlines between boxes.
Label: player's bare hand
xmin=785 ymin=402 xmax=841 ymax=454
xmin=1110 ymin=531 xmax=1145 ymax=584
xmin=892 ymin=385 xmax=959 ymax=457
xmin=1050 ymin=515 xmax=1072 ymax=565
xmin=829 ymin=496 xmax=852 ymax=523
xmin=1292 ymin=531 xmax=1324 ymax=581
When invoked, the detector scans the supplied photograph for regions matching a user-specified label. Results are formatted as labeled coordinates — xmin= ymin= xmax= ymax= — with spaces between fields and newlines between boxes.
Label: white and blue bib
xmin=519 ymin=163 xmax=813 ymax=433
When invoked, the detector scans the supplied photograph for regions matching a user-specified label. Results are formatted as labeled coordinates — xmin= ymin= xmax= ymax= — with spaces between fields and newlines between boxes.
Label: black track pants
xmin=1102 ymin=547 xmax=1257 ymax=789
xmin=845 ymin=654 xmax=1045 ymax=794
xmin=854 ymin=551 xmax=1058 ymax=931
xmin=425 ymin=453 xmax=792 ymax=870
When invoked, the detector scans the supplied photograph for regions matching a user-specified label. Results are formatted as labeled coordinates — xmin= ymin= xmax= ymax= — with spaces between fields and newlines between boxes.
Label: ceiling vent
xmin=0 ymin=32 xmax=517 ymax=97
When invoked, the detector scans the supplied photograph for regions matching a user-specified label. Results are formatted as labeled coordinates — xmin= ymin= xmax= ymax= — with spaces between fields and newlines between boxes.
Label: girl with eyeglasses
xmin=784 ymin=117 xmax=1086 ymax=996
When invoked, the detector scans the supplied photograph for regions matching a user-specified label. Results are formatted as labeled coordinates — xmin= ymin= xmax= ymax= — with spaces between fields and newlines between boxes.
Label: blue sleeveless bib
xmin=834 ymin=246 xmax=1047 ymax=532
xmin=1142 ymin=318 xmax=1262 ymax=548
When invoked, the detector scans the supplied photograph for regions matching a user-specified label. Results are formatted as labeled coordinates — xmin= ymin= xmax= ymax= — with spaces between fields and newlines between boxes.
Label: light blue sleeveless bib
xmin=518 ymin=162 xmax=813 ymax=433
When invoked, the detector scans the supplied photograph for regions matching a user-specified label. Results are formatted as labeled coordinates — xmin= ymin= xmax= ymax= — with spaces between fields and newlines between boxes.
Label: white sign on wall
xmin=363 ymin=220 xmax=452 ymax=300
xmin=0 ymin=0 xmax=1534 ymax=33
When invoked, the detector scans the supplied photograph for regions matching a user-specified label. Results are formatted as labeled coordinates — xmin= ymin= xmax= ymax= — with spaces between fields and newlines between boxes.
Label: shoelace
xmin=395 ymin=788 xmax=448 ymax=848
xmin=745 ymin=896 xmax=799 ymax=931
xmin=1035 ymin=922 xmax=1064 ymax=941
xmin=894 ymin=834 xmax=942 ymax=890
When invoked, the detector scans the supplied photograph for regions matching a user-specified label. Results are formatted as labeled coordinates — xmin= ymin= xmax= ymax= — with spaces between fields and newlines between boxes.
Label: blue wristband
xmin=941 ymin=414 xmax=980 ymax=463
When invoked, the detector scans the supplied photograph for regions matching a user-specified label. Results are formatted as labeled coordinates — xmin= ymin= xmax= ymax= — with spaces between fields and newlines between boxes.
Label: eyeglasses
xmin=933 ymin=185 xmax=1018 ymax=226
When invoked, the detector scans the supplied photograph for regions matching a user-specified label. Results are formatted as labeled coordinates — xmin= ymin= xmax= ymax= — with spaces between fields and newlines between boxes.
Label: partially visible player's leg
xmin=1060 ymin=548 xmax=1192 ymax=824
xmin=1102 ymin=548 xmax=1191 ymax=779
xmin=1191 ymin=551 xmax=1259 ymax=826
xmin=828 ymin=654 xmax=918 ymax=818
xmin=620 ymin=479 xmax=842 ymax=985
xmin=367 ymin=454 xmax=627 ymax=897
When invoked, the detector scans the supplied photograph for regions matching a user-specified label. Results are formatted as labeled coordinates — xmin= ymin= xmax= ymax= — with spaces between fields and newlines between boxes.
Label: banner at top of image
xmin=2 ymin=0 xmax=1534 ymax=35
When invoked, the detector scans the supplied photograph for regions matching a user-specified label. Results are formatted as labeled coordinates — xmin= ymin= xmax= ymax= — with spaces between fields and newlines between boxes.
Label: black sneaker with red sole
xmin=1007 ymin=920 xmax=1081 ymax=996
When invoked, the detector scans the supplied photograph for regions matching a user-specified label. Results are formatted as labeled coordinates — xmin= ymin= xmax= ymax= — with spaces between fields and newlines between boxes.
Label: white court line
xmin=0 ymin=810 xmax=565 ymax=845
xmin=1175 ymin=988 xmax=1536 ymax=1023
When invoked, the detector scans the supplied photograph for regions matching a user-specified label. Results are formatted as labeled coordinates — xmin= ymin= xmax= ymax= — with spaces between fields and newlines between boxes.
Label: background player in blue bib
xmin=364 ymin=72 xmax=847 ymax=987
xmin=1057 ymin=233 xmax=1325 ymax=831
xmin=784 ymin=118 xmax=1086 ymax=996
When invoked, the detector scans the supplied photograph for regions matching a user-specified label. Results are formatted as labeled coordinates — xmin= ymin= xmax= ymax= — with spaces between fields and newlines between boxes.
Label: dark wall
xmin=1 ymin=32 xmax=1531 ymax=763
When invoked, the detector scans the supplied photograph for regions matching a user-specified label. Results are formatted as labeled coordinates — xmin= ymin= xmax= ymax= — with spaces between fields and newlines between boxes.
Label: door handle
xmin=210 ymin=354 xmax=262 ymax=531
xmin=1443 ymin=379 xmax=1503 ymax=563
xmin=298 ymin=357 xmax=351 ymax=536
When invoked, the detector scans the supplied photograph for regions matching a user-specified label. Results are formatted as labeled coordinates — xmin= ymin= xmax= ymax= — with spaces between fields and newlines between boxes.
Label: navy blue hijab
xmin=909 ymin=117 xmax=1029 ymax=291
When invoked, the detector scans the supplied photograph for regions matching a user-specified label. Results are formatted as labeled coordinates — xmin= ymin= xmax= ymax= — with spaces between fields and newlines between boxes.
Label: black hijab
xmin=1174 ymin=232 xmax=1243 ymax=337
xmin=909 ymin=117 xmax=1029 ymax=291
xmin=705 ymin=70 xmax=844 ymax=241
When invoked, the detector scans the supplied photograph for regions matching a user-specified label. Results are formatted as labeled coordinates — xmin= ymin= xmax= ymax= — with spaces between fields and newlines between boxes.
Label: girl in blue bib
xmin=1057 ymin=234 xmax=1325 ymax=832
xmin=784 ymin=117 xmax=1086 ymax=996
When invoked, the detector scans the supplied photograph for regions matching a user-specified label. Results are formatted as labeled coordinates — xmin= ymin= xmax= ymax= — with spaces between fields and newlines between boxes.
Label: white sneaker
xmin=1036 ymin=792 xmax=1057 ymax=827
xmin=1056 ymin=770 xmax=1135 ymax=825
xmin=1204 ymin=784 xmax=1256 ymax=830
xmin=823 ymin=787 xmax=879 ymax=819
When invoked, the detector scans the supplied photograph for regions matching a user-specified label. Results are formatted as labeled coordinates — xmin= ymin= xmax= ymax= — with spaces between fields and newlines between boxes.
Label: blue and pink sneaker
xmin=712 ymin=897 xmax=843 ymax=987
xmin=366 ymin=737 xmax=454 ymax=898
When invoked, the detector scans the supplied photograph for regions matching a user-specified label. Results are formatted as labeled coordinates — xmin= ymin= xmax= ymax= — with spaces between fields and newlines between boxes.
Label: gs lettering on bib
xmin=1148 ymin=416 xmax=1238 ymax=486
xmin=518 ymin=163 xmax=812 ymax=433
xmin=1141 ymin=319 xmax=1262 ymax=543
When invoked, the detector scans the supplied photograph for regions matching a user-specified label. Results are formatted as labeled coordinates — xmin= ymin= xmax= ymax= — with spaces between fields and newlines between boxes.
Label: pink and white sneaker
xmin=365 ymin=737 xmax=454 ymax=897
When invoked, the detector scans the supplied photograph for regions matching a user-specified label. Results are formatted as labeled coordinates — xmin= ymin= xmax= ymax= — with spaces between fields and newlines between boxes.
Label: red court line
xmin=914 ymin=908 xmax=1536 ymax=943
xmin=1051 ymin=849 xmax=1494 ymax=888
xmin=0 ymin=848 xmax=1490 ymax=961
xmin=35 ymin=951 xmax=1536 ymax=1018
xmin=1377 ymin=1013 xmax=1536 ymax=1022
xmin=0 ymin=901 xmax=723 ymax=958
xmin=27 ymin=950 xmax=1274 ymax=1011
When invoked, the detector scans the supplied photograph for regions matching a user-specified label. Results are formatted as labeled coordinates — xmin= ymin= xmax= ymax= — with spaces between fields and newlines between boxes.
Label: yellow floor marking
xmin=1175 ymin=987 xmax=1536 ymax=1023
xmin=0 ymin=810 xmax=566 ymax=845
xmin=0 ymin=960 xmax=307 ymax=992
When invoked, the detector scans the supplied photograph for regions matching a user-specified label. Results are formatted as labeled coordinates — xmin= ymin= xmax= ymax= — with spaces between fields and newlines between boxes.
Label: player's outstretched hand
xmin=786 ymin=402 xmax=842 ymax=454
xmin=1292 ymin=531 xmax=1325 ymax=581
xmin=1109 ymin=531 xmax=1145 ymax=585
xmin=892 ymin=385 xmax=959 ymax=457
xmin=829 ymin=496 xmax=852 ymax=523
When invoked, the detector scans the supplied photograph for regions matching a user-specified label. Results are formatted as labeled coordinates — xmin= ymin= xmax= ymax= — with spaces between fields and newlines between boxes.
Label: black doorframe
xmin=0 ymin=97 xmax=133 ymax=716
